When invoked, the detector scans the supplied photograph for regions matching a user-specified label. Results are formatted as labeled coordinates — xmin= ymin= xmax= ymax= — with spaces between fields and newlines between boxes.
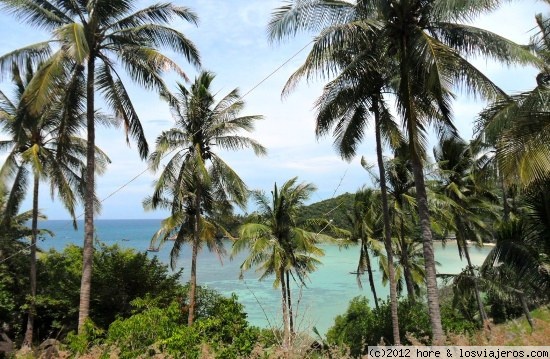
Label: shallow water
xmin=35 ymin=219 xmax=492 ymax=335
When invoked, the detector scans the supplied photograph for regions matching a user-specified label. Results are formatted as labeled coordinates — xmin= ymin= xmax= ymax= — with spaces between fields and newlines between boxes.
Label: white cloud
xmin=0 ymin=0 xmax=547 ymax=219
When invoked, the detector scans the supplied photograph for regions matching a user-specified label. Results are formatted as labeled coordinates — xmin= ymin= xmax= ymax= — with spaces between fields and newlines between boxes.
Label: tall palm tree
xmin=0 ymin=0 xmax=201 ymax=331
xmin=268 ymin=0 xmax=536 ymax=342
xmin=0 ymin=62 xmax=109 ymax=346
xmin=145 ymin=71 xmax=266 ymax=326
xmin=270 ymin=2 xmax=404 ymax=344
xmin=232 ymin=177 xmax=324 ymax=349
xmin=432 ymin=136 xmax=500 ymax=328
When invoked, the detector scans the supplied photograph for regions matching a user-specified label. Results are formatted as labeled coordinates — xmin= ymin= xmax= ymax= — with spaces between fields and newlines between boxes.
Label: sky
xmin=0 ymin=0 xmax=547 ymax=220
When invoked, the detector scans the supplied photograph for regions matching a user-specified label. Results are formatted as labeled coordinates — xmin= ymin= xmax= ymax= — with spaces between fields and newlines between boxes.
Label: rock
xmin=0 ymin=330 xmax=14 ymax=356
xmin=38 ymin=339 xmax=61 ymax=359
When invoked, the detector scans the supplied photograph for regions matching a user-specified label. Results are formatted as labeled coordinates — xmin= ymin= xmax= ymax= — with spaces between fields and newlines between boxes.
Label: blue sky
xmin=0 ymin=0 xmax=547 ymax=220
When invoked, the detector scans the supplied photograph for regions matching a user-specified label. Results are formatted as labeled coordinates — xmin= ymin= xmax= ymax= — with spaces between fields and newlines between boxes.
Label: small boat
xmin=147 ymin=247 xmax=159 ymax=252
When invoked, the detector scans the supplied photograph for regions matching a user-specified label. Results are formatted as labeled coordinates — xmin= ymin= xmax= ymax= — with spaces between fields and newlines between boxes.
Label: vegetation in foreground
xmin=0 ymin=241 xmax=548 ymax=358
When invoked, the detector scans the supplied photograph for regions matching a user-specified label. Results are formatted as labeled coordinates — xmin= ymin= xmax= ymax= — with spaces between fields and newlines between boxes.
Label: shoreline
xmin=436 ymin=238 xmax=496 ymax=247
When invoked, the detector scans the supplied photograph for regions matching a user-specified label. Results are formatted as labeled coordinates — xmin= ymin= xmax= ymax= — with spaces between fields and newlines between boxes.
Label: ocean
xmin=34 ymin=219 xmax=492 ymax=335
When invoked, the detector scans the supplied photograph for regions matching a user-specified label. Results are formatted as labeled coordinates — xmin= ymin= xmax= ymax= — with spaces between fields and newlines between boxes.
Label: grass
xmin=444 ymin=305 xmax=550 ymax=346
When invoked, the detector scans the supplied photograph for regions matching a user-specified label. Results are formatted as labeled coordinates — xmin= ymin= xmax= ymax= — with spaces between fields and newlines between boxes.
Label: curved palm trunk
xmin=373 ymin=99 xmax=400 ymax=344
xmin=188 ymin=190 xmax=201 ymax=326
xmin=280 ymin=267 xmax=291 ymax=349
xmin=459 ymin=235 xmax=489 ymax=329
xmin=399 ymin=49 xmax=444 ymax=343
xmin=79 ymin=54 xmax=96 ymax=332
xmin=22 ymin=174 xmax=39 ymax=347
xmin=518 ymin=292 xmax=534 ymax=329
xmin=363 ymin=243 xmax=379 ymax=309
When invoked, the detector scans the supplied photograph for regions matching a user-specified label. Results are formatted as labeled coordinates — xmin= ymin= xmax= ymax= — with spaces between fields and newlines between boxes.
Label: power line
xmin=1 ymin=41 xmax=314 ymax=264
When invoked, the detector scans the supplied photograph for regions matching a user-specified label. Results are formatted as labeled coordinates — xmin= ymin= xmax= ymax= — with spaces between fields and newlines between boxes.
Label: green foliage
xmin=440 ymin=300 xmax=479 ymax=334
xmin=327 ymin=296 xmax=478 ymax=356
xmin=65 ymin=319 xmax=105 ymax=355
xmin=107 ymin=301 xmax=183 ymax=358
xmin=2 ymin=242 xmax=183 ymax=342
xmin=90 ymin=243 xmax=183 ymax=328
xmin=0 ymin=237 xmax=30 ymax=342
xmin=326 ymin=297 xmax=432 ymax=355
xmin=326 ymin=297 xmax=375 ymax=356
xmin=106 ymin=288 xmax=260 ymax=359
xmin=486 ymin=291 xmax=525 ymax=324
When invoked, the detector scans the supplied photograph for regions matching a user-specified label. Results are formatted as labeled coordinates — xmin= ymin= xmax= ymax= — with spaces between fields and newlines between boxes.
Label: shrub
xmin=106 ymin=288 xmax=261 ymax=359
xmin=33 ymin=243 xmax=183 ymax=340
xmin=327 ymin=296 xmax=478 ymax=357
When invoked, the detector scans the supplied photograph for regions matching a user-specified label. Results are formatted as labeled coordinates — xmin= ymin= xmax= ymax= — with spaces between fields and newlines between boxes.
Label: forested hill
xmin=297 ymin=192 xmax=355 ymax=230
xmin=219 ymin=192 xmax=356 ymax=235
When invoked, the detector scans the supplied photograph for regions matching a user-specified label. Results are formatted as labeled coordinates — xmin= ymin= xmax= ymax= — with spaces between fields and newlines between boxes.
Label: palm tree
xmin=268 ymin=0 xmax=536 ymax=342
xmin=382 ymin=146 xmax=419 ymax=299
xmin=145 ymin=71 xmax=266 ymax=326
xmin=432 ymin=136 xmax=500 ymax=328
xmin=481 ymin=216 xmax=550 ymax=328
xmin=347 ymin=188 xmax=384 ymax=309
xmin=232 ymin=177 xmax=324 ymax=349
xmin=0 ymin=0 xmax=201 ymax=331
xmin=363 ymin=152 xmax=428 ymax=298
xmin=476 ymin=6 xmax=550 ymax=187
xmin=0 ymin=62 xmax=109 ymax=346
xmin=270 ymin=2 xmax=404 ymax=344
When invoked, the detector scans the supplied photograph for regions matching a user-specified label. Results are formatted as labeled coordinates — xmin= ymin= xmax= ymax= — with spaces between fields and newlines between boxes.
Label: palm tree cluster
xmin=144 ymin=71 xmax=266 ymax=326
xmin=0 ymin=0 xmax=549 ymax=351
xmin=0 ymin=0 xmax=202 ymax=345
xmin=268 ymin=0 xmax=548 ymax=344
xmin=232 ymin=178 xmax=325 ymax=348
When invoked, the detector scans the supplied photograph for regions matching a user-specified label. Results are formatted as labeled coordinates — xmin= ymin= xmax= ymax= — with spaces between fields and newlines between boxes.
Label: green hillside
xmin=297 ymin=192 xmax=355 ymax=231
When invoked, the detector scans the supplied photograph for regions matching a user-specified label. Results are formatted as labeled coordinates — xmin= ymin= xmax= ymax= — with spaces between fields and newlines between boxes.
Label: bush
xmin=2 ymin=242 xmax=184 ymax=343
xmin=327 ymin=296 xmax=478 ymax=357
xmin=0 ymin=237 xmax=31 ymax=343
xmin=107 ymin=300 xmax=184 ymax=358
xmin=106 ymin=287 xmax=261 ymax=359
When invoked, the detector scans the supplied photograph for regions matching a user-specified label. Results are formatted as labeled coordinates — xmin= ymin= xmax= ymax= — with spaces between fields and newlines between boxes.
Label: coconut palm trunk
xmin=363 ymin=244 xmax=379 ymax=309
xmin=400 ymin=40 xmax=444 ymax=342
xmin=79 ymin=54 xmax=96 ymax=332
xmin=518 ymin=292 xmax=534 ymax=329
xmin=464 ymin=245 xmax=489 ymax=328
xmin=410 ymin=149 xmax=444 ymax=342
xmin=285 ymin=270 xmax=294 ymax=334
xmin=22 ymin=174 xmax=39 ymax=347
xmin=458 ymin=220 xmax=489 ymax=328
xmin=188 ymin=189 xmax=201 ymax=326
xmin=400 ymin=219 xmax=416 ymax=299
xmin=373 ymin=98 xmax=400 ymax=344
xmin=280 ymin=267 xmax=291 ymax=348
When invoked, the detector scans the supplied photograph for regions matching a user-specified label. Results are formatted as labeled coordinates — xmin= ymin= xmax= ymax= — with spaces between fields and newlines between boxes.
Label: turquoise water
xmin=34 ymin=219 xmax=492 ymax=335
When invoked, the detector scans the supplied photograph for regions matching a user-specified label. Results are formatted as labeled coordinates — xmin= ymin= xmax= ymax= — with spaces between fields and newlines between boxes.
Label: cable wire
xmin=1 ymin=41 xmax=315 ymax=264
